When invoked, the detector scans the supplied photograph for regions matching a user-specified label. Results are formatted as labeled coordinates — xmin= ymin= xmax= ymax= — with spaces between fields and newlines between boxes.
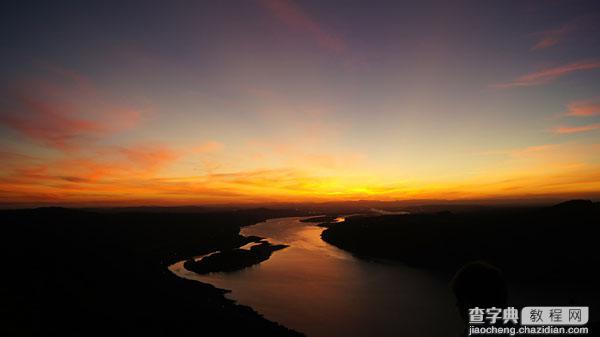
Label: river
xmin=169 ymin=216 xmax=463 ymax=337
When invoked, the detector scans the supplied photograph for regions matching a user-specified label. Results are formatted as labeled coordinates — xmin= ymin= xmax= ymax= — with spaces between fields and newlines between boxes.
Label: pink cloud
xmin=554 ymin=123 xmax=600 ymax=134
xmin=258 ymin=0 xmax=345 ymax=53
xmin=531 ymin=25 xmax=572 ymax=51
xmin=1 ymin=92 xmax=105 ymax=150
xmin=493 ymin=60 xmax=600 ymax=88
xmin=1 ymin=77 xmax=144 ymax=151
xmin=565 ymin=99 xmax=600 ymax=117
xmin=530 ymin=14 xmax=600 ymax=51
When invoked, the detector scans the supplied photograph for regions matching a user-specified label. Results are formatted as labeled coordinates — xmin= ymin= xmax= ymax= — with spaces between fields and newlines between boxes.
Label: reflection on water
xmin=238 ymin=241 xmax=262 ymax=250
xmin=170 ymin=217 xmax=462 ymax=337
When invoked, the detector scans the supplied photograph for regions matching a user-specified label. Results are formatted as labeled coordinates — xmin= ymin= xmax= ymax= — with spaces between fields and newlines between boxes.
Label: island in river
xmin=184 ymin=241 xmax=289 ymax=274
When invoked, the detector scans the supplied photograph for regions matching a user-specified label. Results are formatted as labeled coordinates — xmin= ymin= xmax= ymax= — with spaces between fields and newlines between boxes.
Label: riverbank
xmin=0 ymin=207 xmax=306 ymax=337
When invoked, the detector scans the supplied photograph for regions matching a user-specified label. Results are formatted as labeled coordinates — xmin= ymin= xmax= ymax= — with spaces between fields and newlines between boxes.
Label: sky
xmin=1 ymin=0 xmax=600 ymax=206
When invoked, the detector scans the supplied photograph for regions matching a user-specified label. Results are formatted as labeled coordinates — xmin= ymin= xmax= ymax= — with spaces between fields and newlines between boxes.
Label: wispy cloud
xmin=493 ymin=60 xmax=600 ymax=88
xmin=549 ymin=98 xmax=600 ymax=135
xmin=1 ymin=142 xmax=180 ymax=187
xmin=476 ymin=143 xmax=563 ymax=158
xmin=553 ymin=123 xmax=600 ymax=134
xmin=258 ymin=0 xmax=345 ymax=53
xmin=119 ymin=144 xmax=180 ymax=172
xmin=0 ymin=76 xmax=144 ymax=151
xmin=530 ymin=14 xmax=600 ymax=51
xmin=508 ymin=144 xmax=562 ymax=158
xmin=0 ymin=157 xmax=375 ymax=205
xmin=565 ymin=98 xmax=600 ymax=117
xmin=194 ymin=140 xmax=225 ymax=153
xmin=531 ymin=25 xmax=572 ymax=51
xmin=0 ymin=91 xmax=106 ymax=150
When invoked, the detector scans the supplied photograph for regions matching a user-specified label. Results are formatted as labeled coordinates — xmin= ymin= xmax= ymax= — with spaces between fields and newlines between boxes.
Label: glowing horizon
xmin=1 ymin=1 xmax=600 ymax=206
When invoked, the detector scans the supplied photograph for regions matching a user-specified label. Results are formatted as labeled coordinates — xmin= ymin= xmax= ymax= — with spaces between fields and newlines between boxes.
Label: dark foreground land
xmin=3 ymin=201 xmax=599 ymax=336
xmin=321 ymin=200 xmax=600 ymax=289
xmin=0 ymin=207 xmax=306 ymax=337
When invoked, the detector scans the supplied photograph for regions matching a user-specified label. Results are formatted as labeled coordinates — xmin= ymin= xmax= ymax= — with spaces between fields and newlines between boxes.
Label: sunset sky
xmin=1 ymin=1 xmax=600 ymax=206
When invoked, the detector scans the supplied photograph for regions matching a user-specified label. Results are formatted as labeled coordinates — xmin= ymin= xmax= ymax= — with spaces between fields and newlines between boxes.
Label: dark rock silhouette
xmin=451 ymin=261 xmax=510 ymax=337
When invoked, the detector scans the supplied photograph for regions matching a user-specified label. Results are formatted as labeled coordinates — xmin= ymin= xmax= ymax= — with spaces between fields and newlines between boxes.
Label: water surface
xmin=170 ymin=217 xmax=462 ymax=337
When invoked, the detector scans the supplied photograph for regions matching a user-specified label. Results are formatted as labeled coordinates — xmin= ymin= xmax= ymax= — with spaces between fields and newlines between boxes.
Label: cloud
xmin=1 ymin=143 xmax=180 ymax=189
xmin=476 ymin=143 xmax=566 ymax=159
xmin=0 ymin=79 xmax=144 ymax=151
xmin=493 ymin=60 xmax=600 ymax=88
xmin=0 ymin=149 xmax=38 ymax=164
xmin=508 ymin=144 xmax=563 ymax=158
xmin=552 ymin=98 xmax=600 ymax=135
xmin=553 ymin=123 xmax=600 ymax=134
xmin=0 ymin=160 xmax=345 ymax=205
xmin=474 ymin=143 xmax=600 ymax=172
xmin=530 ymin=14 xmax=600 ymax=51
xmin=1 ymin=92 xmax=105 ymax=150
xmin=119 ymin=144 xmax=180 ymax=171
xmin=565 ymin=98 xmax=600 ymax=117
xmin=258 ymin=0 xmax=345 ymax=53
xmin=2 ymin=141 xmax=600 ymax=205
xmin=531 ymin=25 xmax=572 ymax=51
xmin=193 ymin=140 xmax=225 ymax=153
